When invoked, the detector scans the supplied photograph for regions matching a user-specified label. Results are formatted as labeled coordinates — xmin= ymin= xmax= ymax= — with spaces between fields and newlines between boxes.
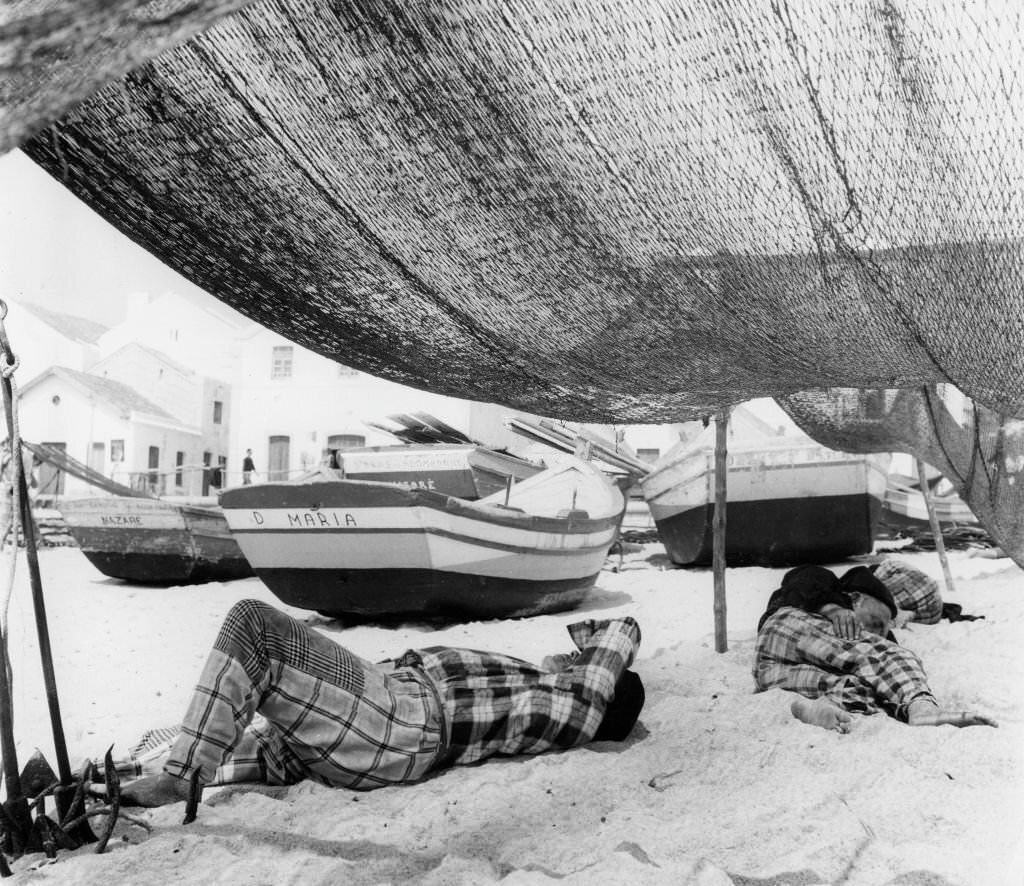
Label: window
xmin=636 ymin=448 xmax=660 ymax=463
xmin=110 ymin=439 xmax=125 ymax=462
xmin=271 ymin=346 xmax=293 ymax=379
xmin=213 ymin=400 xmax=223 ymax=424
xmin=175 ymin=451 xmax=185 ymax=488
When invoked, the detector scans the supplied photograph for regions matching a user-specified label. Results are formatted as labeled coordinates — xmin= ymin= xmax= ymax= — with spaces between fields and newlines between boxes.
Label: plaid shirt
xmin=396 ymin=617 xmax=641 ymax=766
xmin=754 ymin=608 xmax=935 ymax=719
xmin=873 ymin=559 xmax=943 ymax=624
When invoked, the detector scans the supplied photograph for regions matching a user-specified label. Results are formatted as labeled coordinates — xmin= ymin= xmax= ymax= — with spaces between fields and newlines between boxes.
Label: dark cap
xmin=839 ymin=565 xmax=898 ymax=619
xmin=594 ymin=670 xmax=645 ymax=741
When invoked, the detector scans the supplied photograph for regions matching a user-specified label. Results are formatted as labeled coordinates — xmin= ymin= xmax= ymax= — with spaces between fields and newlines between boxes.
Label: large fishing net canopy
xmin=3 ymin=1 xmax=1024 ymax=559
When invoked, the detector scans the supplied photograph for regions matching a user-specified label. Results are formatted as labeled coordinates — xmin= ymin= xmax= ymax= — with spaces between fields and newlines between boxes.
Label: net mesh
xmin=3 ymin=2 xmax=1024 ymax=560
xmin=779 ymin=386 xmax=1024 ymax=566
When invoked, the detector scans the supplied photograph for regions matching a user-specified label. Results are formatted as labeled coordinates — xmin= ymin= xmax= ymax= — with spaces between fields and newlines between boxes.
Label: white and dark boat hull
xmin=642 ymin=444 xmax=889 ymax=567
xmin=59 ymin=497 xmax=253 ymax=584
xmin=221 ymin=460 xmax=623 ymax=620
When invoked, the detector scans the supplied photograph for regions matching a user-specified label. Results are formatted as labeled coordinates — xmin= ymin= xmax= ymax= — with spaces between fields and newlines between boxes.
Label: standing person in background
xmin=242 ymin=449 xmax=255 ymax=485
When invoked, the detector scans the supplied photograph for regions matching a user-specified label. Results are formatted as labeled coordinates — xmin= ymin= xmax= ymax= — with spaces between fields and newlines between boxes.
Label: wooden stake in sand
xmin=915 ymin=456 xmax=956 ymax=596
xmin=713 ymin=409 xmax=729 ymax=653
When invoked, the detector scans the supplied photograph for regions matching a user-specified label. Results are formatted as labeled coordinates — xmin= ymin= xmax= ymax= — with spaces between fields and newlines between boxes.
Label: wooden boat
xmin=881 ymin=472 xmax=978 ymax=532
xmin=639 ymin=431 xmax=890 ymax=567
xmin=219 ymin=455 xmax=625 ymax=620
xmin=58 ymin=496 xmax=253 ymax=584
xmin=332 ymin=442 xmax=543 ymax=499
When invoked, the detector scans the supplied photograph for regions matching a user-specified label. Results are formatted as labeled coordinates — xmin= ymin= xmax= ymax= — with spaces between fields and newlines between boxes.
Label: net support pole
xmin=713 ymin=408 xmax=729 ymax=653
xmin=0 ymin=303 xmax=74 ymax=820
xmin=915 ymin=457 xmax=956 ymax=596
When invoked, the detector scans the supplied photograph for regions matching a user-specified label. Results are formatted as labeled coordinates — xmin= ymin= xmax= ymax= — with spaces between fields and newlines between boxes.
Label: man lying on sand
xmin=120 ymin=599 xmax=644 ymax=807
xmin=753 ymin=565 xmax=997 ymax=733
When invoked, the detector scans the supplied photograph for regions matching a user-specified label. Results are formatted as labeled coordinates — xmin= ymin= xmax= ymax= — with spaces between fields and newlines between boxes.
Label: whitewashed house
xmin=229 ymin=325 xmax=500 ymax=483
xmin=97 ymin=289 xmax=246 ymax=383
xmin=89 ymin=342 xmax=232 ymax=494
xmin=1 ymin=299 xmax=107 ymax=383
xmin=17 ymin=366 xmax=204 ymax=502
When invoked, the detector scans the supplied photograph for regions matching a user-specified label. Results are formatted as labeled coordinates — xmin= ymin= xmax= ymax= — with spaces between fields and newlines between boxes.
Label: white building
xmin=97 ymin=290 xmax=247 ymax=382
xmin=89 ymin=342 xmax=232 ymax=493
xmin=18 ymin=366 xmax=205 ymax=501
xmin=229 ymin=325 xmax=508 ymax=483
xmin=0 ymin=299 xmax=107 ymax=382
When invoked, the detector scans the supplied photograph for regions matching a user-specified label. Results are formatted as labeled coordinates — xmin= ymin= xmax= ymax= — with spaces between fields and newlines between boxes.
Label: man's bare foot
xmin=907 ymin=698 xmax=998 ymax=728
xmin=120 ymin=772 xmax=192 ymax=807
xmin=791 ymin=697 xmax=853 ymax=733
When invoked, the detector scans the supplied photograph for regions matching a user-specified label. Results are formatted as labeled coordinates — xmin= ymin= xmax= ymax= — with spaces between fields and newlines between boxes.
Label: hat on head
xmin=839 ymin=566 xmax=898 ymax=619
xmin=594 ymin=670 xmax=645 ymax=742
xmin=780 ymin=564 xmax=839 ymax=592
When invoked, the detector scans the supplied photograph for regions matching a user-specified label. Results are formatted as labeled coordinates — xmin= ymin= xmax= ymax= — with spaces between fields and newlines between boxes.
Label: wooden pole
xmin=915 ymin=457 xmax=956 ymax=596
xmin=0 ymin=303 xmax=78 ymax=834
xmin=713 ymin=409 xmax=729 ymax=653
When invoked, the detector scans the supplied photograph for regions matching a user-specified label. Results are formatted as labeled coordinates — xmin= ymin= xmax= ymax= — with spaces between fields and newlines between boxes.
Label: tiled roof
xmin=22 ymin=302 xmax=109 ymax=345
xmin=49 ymin=367 xmax=177 ymax=421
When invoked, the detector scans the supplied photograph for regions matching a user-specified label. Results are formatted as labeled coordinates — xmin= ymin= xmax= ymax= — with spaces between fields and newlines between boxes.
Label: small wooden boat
xmin=219 ymin=455 xmax=625 ymax=620
xmin=333 ymin=442 xmax=543 ymax=499
xmin=58 ymin=496 xmax=253 ymax=584
xmin=639 ymin=432 xmax=890 ymax=567
xmin=881 ymin=472 xmax=978 ymax=532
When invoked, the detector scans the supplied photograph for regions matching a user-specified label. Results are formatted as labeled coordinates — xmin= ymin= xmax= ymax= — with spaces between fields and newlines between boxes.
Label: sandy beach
xmin=0 ymin=540 xmax=1020 ymax=885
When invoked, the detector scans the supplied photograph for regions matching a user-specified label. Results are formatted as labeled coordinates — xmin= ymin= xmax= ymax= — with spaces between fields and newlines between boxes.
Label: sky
xmin=0 ymin=149 xmax=215 ymax=326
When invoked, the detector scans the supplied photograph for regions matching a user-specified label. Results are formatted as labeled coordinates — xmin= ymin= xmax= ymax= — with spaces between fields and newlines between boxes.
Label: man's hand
xmin=820 ymin=603 xmax=859 ymax=640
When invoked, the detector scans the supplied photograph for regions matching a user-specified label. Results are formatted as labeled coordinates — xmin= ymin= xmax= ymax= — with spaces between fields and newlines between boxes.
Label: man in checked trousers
xmin=121 ymin=599 xmax=645 ymax=807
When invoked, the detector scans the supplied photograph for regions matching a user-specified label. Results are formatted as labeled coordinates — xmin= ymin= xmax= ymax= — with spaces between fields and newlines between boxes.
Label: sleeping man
xmin=753 ymin=565 xmax=997 ymax=733
xmin=120 ymin=599 xmax=644 ymax=807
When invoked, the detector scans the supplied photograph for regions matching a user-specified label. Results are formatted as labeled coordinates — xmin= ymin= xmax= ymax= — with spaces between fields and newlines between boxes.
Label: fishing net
xmin=3 ymin=3 xmax=1024 ymax=558
xmin=780 ymin=386 xmax=1024 ymax=565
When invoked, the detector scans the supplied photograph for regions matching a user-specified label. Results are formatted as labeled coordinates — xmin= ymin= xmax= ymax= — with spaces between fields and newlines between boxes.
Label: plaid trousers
xmin=163 ymin=600 xmax=446 ymax=790
xmin=754 ymin=608 xmax=936 ymax=719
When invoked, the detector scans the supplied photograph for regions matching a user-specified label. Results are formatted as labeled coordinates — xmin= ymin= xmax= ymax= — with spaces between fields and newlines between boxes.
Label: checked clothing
xmin=754 ymin=608 xmax=936 ymax=720
xmin=160 ymin=600 xmax=640 ymax=790
xmin=872 ymin=559 xmax=943 ymax=625
xmin=397 ymin=618 xmax=640 ymax=767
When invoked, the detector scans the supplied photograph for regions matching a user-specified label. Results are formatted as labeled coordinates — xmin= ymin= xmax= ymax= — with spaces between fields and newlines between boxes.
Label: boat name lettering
xmin=286 ymin=511 xmax=358 ymax=528
xmin=100 ymin=515 xmax=144 ymax=526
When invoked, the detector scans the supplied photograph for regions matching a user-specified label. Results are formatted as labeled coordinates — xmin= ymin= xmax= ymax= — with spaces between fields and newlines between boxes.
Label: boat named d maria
xmin=219 ymin=449 xmax=625 ymax=621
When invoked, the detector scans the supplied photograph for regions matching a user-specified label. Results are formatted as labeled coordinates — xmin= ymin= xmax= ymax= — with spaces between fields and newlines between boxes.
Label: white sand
xmin=0 ymin=543 xmax=1021 ymax=885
